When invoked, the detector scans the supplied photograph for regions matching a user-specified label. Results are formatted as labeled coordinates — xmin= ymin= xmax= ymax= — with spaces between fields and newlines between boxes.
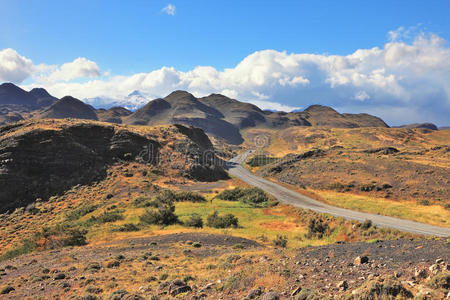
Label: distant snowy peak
xmin=84 ymin=90 xmax=151 ymax=110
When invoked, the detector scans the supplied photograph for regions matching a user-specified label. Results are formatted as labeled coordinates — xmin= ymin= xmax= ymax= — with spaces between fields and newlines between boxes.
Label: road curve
xmin=226 ymin=151 xmax=450 ymax=237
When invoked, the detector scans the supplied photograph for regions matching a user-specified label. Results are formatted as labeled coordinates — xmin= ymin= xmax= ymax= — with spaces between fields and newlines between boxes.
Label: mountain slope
xmin=124 ymin=91 xmax=388 ymax=144
xmin=124 ymin=91 xmax=244 ymax=144
xmin=296 ymin=105 xmax=389 ymax=128
xmin=0 ymin=83 xmax=37 ymax=106
xmin=37 ymin=96 xmax=98 ymax=120
xmin=0 ymin=119 xmax=227 ymax=213
xmin=96 ymin=106 xmax=132 ymax=123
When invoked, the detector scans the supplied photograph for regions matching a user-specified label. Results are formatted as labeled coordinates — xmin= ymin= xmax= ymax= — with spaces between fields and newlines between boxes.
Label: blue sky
xmin=2 ymin=0 xmax=449 ymax=72
xmin=1 ymin=0 xmax=450 ymax=125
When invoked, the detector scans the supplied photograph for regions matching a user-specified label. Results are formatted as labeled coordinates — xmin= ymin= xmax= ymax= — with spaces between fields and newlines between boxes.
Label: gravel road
xmin=227 ymin=151 xmax=450 ymax=237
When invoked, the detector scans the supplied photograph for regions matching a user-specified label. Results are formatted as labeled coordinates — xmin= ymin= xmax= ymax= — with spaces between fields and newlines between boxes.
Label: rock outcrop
xmin=0 ymin=120 xmax=227 ymax=213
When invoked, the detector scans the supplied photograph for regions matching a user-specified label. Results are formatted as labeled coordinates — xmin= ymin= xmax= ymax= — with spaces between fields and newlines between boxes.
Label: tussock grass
xmin=315 ymin=189 xmax=450 ymax=227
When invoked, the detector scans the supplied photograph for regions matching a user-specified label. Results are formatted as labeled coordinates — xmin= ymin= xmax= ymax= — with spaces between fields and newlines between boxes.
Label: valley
xmin=0 ymin=84 xmax=448 ymax=299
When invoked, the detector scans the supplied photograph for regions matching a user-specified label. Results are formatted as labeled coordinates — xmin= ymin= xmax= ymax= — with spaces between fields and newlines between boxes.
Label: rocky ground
xmin=0 ymin=233 xmax=448 ymax=299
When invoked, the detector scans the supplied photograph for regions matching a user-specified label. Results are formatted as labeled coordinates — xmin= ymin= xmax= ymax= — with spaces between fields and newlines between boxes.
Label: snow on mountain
xmin=83 ymin=90 xmax=151 ymax=110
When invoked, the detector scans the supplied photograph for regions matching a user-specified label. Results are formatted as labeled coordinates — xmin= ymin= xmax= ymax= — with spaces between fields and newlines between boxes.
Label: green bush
xmin=173 ymin=191 xmax=206 ymax=202
xmin=361 ymin=219 xmax=372 ymax=230
xmin=184 ymin=214 xmax=203 ymax=228
xmin=246 ymin=155 xmax=278 ymax=167
xmin=114 ymin=223 xmax=140 ymax=232
xmin=217 ymin=187 xmax=270 ymax=207
xmin=426 ymin=272 xmax=450 ymax=289
xmin=417 ymin=199 xmax=431 ymax=206
xmin=88 ymin=211 xmax=124 ymax=224
xmin=66 ymin=205 xmax=97 ymax=221
xmin=0 ymin=286 xmax=15 ymax=294
xmin=273 ymin=235 xmax=288 ymax=248
xmin=133 ymin=197 xmax=159 ymax=208
xmin=206 ymin=211 xmax=238 ymax=228
xmin=240 ymin=188 xmax=269 ymax=207
xmin=217 ymin=188 xmax=245 ymax=201
xmin=64 ymin=228 xmax=87 ymax=246
xmin=306 ymin=218 xmax=330 ymax=239
xmin=139 ymin=201 xmax=178 ymax=226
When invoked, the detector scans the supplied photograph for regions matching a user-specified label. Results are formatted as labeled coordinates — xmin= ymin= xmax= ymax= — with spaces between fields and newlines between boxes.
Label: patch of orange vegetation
xmin=253 ymin=272 xmax=287 ymax=288
xmin=260 ymin=221 xmax=301 ymax=231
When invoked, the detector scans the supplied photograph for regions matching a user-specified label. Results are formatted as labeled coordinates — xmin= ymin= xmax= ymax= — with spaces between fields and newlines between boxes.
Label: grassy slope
xmin=241 ymin=127 xmax=450 ymax=227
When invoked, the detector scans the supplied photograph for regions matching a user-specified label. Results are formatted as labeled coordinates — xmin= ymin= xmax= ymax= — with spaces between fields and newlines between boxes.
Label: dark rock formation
xmin=0 ymin=122 xmax=157 ymax=213
xmin=37 ymin=96 xmax=98 ymax=120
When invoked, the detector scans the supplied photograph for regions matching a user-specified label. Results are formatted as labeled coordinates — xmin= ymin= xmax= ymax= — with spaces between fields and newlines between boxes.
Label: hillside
xmin=124 ymin=91 xmax=389 ymax=144
xmin=242 ymin=126 xmax=450 ymax=226
xmin=36 ymin=96 xmax=98 ymax=120
xmin=0 ymin=83 xmax=58 ymax=125
xmin=96 ymin=106 xmax=132 ymax=123
xmin=0 ymin=120 xmax=448 ymax=299
xmin=0 ymin=119 xmax=227 ymax=213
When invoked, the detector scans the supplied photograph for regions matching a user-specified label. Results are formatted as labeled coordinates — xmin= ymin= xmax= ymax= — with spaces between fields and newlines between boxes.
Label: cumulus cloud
xmin=2 ymin=29 xmax=449 ymax=125
xmin=0 ymin=48 xmax=34 ymax=83
xmin=41 ymin=57 xmax=101 ymax=82
xmin=0 ymin=51 xmax=101 ymax=84
xmin=162 ymin=4 xmax=176 ymax=15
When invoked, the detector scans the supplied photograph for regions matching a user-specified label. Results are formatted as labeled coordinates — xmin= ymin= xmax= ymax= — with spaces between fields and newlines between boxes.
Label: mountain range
xmin=0 ymin=82 xmax=444 ymax=144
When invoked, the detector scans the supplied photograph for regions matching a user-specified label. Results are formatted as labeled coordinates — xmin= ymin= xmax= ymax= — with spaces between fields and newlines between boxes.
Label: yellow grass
xmin=314 ymin=189 xmax=450 ymax=228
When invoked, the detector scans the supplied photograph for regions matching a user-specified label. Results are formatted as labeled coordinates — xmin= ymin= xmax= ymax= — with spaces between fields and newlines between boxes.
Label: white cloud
xmin=0 ymin=29 xmax=448 ymax=125
xmin=354 ymin=91 xmax=370 ymax=101
xmin=248 ymin=99 xmax=300 ymax=112
xmin=162 ymin=4 xmax=176 ymax=16
xmin=38 ymin=57 xmax=101 ymax=83
xmin=0 ymin=48 xmax=34 ymax=83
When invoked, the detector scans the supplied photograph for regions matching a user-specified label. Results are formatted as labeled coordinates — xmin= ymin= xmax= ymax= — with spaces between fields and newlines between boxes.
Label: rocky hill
xmin=36 ymin=96 xmax=98 ymax=120
xmin=0 ymin=83 xmax=58 ymax=125
xmin=297 ymin=105 xmax=388 ymax=128
xmin=397 ymin=123 xmax=439 ymax=130
xmin=0 ymin=119 xmax=227 ymax=213
xmin=96 ymin=106 xmax=132 ymax=123
xmin=124 ymin=91 xmax=388 ymax=144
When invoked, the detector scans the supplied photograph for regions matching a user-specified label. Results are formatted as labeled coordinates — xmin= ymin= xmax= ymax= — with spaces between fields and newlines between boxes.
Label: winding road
xmin=227 ymin=151 xmax=450 ymax=237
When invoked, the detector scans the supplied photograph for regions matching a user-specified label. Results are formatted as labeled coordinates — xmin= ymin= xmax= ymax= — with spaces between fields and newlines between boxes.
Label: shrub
xmin=133 ymin=197 xmax=159 ymax=208
xmin=135 ymin=190 xmax=206 ymax=208
xmin=360 ymin=184 xmax=376 ymax=192
xmin=418 ymin=199 xmax=431 ymax=206
xmin=273 ymin=235 xmax=288 ymax=248
xmin=88 ymin=211 xmax=124 ymax=224
xmin=206 ymin=211 xmax=238 ymax=228
xmin=233 ymin=243 xmax=245 ymax=249
xmin=159 ymin=274 xmax=169 ymax=280
xmin=174 ymin=191 xmax=206 ymax=202
xmin=426 ymin=272 xmax=450 ymax=289
xmin=240 ymin=188 xmax=269 ymax=207
xmin=0 ymin=286 xmax=15 ymax=294
xmin=115 ymin=223 xmax=140 ymax=232
xmin=217 ymin=187 xmax=270 ymax=207
xmin=64 ymin=228 xmax=87 ymax=246
xmin=306 ymin=218 xmax=330 ymax=239
xmin=216 ymin=188 xmax=245 ymax=201
xmin=66 ymin=205 xmax=97 ymax=221
xmin=328 ymin=182 xmax=354 ymax=192
xmin=246 ymin=155 xmax=278 ymax=167
xmin=139 ymin=201 xmax=178 ymax=226
xmin=296 ymin=288 xmax=319 ymax=300
xmin=361 ymin=219 xmax=372 ymax=230
xmin=184 ymin=214 xmax=203 ymax=228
